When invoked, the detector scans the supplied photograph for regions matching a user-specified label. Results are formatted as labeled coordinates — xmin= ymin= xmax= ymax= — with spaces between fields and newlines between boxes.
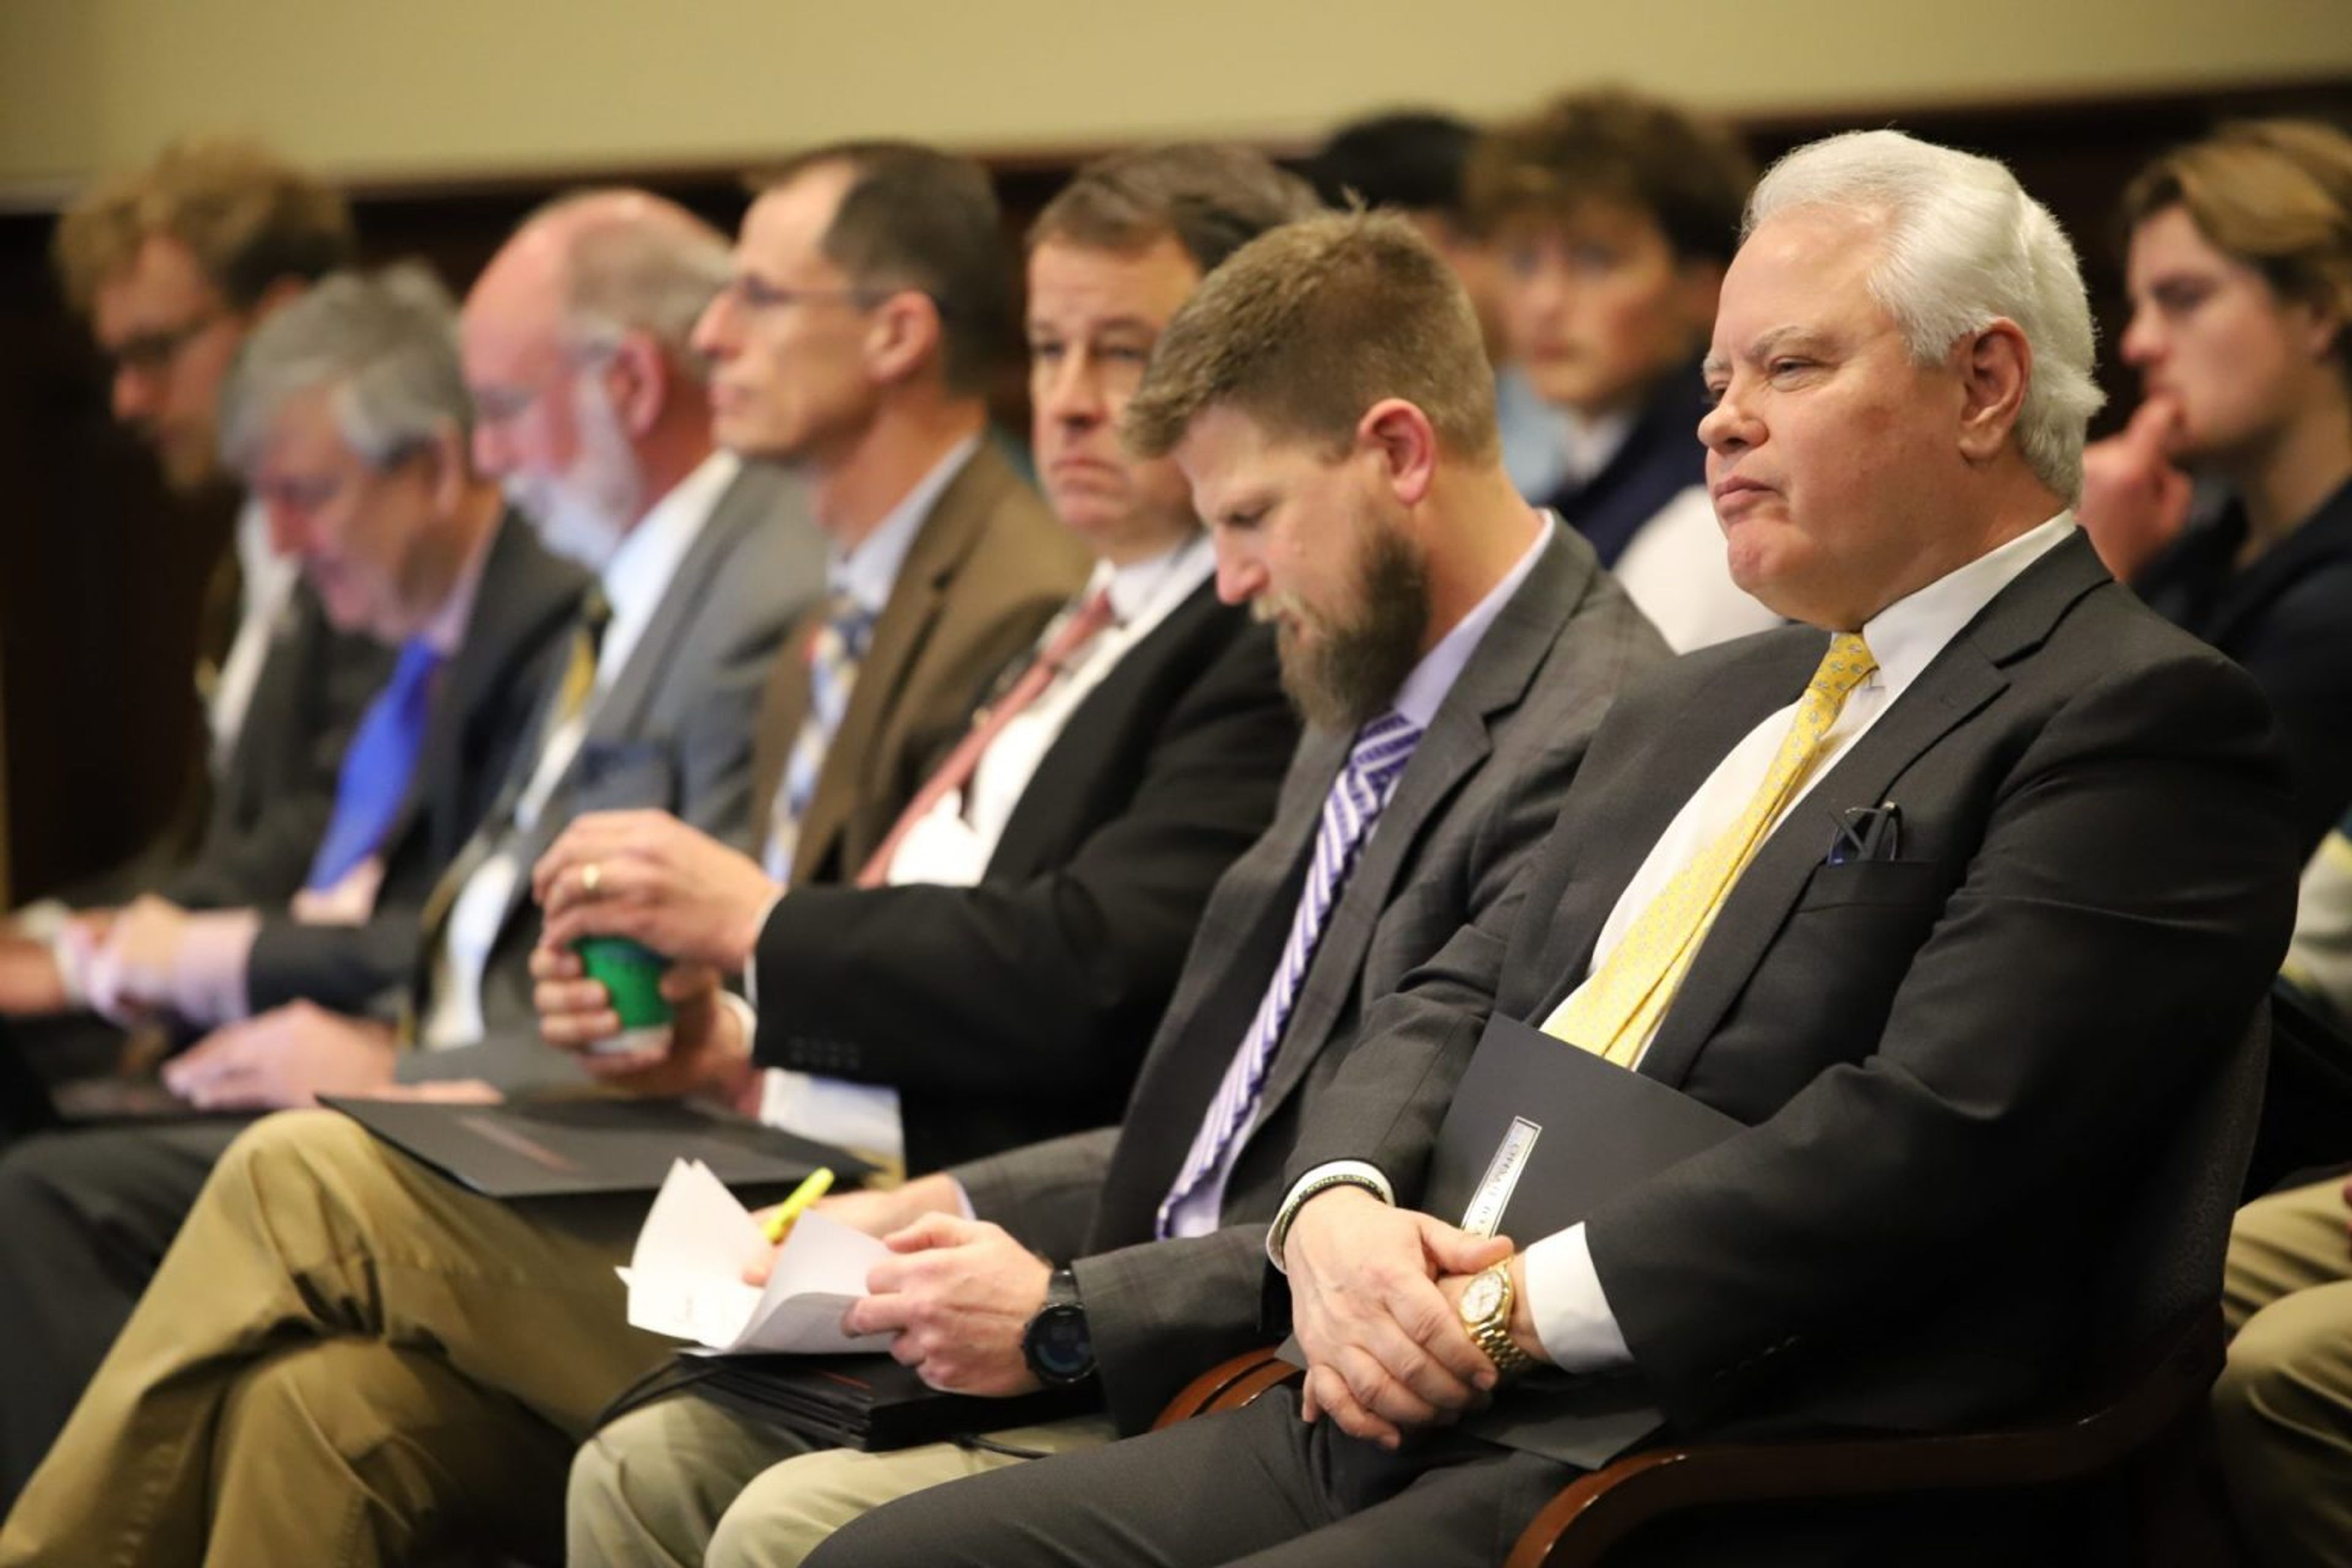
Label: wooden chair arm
xmin=1506 ymin=1308 xmax=2222 ymax=1568
xmin=1152 ymin=1348 xmax=1299 ymax=1430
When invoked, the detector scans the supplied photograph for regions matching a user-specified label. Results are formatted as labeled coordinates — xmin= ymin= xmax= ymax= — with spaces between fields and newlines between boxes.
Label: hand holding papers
xmin=619 ymin=1158 xmax=888 ymax=1355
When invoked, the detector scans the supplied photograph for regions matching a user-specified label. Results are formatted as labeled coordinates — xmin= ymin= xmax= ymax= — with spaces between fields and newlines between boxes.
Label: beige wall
xmin=3 ymin=0 xmax=2351 ymax=189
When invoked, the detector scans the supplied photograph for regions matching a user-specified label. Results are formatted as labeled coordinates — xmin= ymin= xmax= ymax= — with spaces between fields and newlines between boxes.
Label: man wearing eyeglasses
xmin=0 ymin=139 xmax=388 ymax=1128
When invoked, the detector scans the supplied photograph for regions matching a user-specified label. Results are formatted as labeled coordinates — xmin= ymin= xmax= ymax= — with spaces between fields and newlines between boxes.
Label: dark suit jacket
xmin=159 ymin=581 xmax=393 ymax=912
xmin=53 ymin=575 xmax=391 ymax=915
xmin=750 ymin=573 xmax=1302 ymax=1173
xmin=398 ymin=462 xmax=827 ymax=1091
xmin=2133 ymin=473 xmax=2352 ymax=854
xmin=953 ymin=526 xmax=1672 ymax=1434
xmin=748 ymin=442 xmax=1092 ymax=889
xmin=243 ymin=511 xmax=588 ymax=1018
xmin=1284 ymin=531 xmax=2300 ymax=1447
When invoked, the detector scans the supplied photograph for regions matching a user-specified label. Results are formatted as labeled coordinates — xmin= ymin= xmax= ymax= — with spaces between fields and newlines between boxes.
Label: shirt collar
xmin=1389 ymin=511 xmax=1555 ymax=731
xmin=1087 ymin=529 xmax=1215 ymax=625
xmin=829 ymin=435 xmax=981 ymax=617
xmin=1860 ymin=511 xmax=2078 ymax=699
xmin=600 ymin=449 xmax=737 ymax=635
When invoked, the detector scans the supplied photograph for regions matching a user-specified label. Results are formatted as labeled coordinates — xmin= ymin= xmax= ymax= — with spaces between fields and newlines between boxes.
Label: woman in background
xmin=2083 ymin=118 xmax=2352 ymax=855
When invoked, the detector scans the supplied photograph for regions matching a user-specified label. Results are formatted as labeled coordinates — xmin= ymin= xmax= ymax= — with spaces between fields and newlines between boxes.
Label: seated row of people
xmin=0 ymin=100 xmax=2346 ymax=1568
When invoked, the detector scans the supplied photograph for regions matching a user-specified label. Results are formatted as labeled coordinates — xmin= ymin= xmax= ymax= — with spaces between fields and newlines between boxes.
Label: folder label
xmin=1463 ymin=1115 xmax=1542 ymax=1238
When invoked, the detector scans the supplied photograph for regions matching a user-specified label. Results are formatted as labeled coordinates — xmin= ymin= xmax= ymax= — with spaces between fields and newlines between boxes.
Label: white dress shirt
xmin=208 ymin=497 xmax=303 ymax=771
xmin=883 ymin=531 xmax=1213 ymax=887
xmin=1279 ymin=514 xmax=2079 ymax=1375
xmin=418 ymin=453 xmax=737 ymax=1050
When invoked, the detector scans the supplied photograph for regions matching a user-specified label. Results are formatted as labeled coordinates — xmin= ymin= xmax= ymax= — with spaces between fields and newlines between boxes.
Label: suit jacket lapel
xmin=394 ymin=511 xmax=582 ymax=873
xmin=1245 ymin=527 xmax=1579 ymax=1134
xmin=791 ymin=448 xmax=1004 ymax=884
xmin=1087 ymin=728 xmax=1342 ymax=1242
xmin=1517 ymin=631 xmax=1822 ymax=1027
xmin=486 ymin=469 xmax=767 ymax=935
xmin=1634 ymin=532 xmax=2108 ymax=1088
xmin=586 ymin=467 xmax=758 ymax=744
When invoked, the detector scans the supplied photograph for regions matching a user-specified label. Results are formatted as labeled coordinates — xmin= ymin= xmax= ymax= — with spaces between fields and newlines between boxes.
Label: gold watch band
xmin=1469 ymin=1311 xmax=1536 ymax=1376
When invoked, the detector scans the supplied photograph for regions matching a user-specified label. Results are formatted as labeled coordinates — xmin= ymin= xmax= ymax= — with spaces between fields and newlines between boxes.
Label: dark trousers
xmin=802 ymin=1385 xmax=1572 ymax=1568
xmin=0 ymin=1115 xmax=252 ymax=1506
xmin=802 ymin=1381 xmax=2113 ymax=1568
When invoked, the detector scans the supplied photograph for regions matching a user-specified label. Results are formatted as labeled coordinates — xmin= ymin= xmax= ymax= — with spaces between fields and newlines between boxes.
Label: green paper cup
xmin=573 ymin=936 xmax=673 ymax=1057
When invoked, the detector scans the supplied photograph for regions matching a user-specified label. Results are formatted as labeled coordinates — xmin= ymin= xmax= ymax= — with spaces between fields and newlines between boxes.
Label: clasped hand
xmin=1283 ymin=1186 xmax=1522 ymax=1449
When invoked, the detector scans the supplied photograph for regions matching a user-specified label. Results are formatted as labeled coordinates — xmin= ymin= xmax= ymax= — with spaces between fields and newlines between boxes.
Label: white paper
xmin=620 ymin=1158 xmax=892 ymax=1355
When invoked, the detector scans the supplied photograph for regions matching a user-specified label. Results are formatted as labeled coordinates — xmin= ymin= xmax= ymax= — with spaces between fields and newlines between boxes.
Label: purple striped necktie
xmin=1156 ymin=710 xmax=1424 ymax=1238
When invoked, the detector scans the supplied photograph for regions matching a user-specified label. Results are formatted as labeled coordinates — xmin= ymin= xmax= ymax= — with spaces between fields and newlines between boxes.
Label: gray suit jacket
xmin=398 ymin=461 xmax=824 ymax=1091
xmin=954 ymin=523 xmax=1672 ymax=1433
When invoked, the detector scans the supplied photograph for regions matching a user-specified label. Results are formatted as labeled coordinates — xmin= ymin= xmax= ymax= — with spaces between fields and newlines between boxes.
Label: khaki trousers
xmin=569 ymin=1386 xmax=1117 ymax=1568
xmin=2218 ymin=1175 xmax=2352 ymax=1568
xmin=0 ymin=1109 xmax=666 ymax=1568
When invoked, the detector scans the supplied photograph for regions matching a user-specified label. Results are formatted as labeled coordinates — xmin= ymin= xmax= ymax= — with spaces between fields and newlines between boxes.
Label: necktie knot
xmin=579 ymin=584 xmax=614 ymax=640
xmin=818 ymin=595 xmax=876 ymax=663
xmin=1810 ymin=633 xmax=1877 ymax=703
xmin=1348 ymin=711 xmax=1422 ymax=792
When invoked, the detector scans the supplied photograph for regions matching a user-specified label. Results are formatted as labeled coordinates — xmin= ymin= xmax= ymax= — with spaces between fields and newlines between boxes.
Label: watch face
xmin=1462 ymin=1271 xmax=1506 ymax=1322
xmin=1025 ymin=1304 xmax=1094 ymax=1383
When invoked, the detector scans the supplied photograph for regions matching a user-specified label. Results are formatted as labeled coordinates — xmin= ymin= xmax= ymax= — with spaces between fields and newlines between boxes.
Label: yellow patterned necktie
xmin=1544 ymin=633 xmax=1877 ymax=1066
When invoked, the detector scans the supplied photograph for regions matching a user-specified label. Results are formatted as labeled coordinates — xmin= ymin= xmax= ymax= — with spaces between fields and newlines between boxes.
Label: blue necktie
xmin=1157 ymin=711 xmax=1423 ymax=1237
xmin=306 ymin=638 xmax=443 ymax=891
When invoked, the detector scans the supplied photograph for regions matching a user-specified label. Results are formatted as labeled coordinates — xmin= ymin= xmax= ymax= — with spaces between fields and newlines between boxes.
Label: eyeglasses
xmin=100 ymin=307 xmax=228 ymax=380
xmin=717 ymin=275 xmax=894 ymax=314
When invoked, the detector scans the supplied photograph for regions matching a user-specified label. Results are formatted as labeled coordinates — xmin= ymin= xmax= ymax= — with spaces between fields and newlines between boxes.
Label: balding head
xmin=462 ymin=188 xmax=732 ymax=567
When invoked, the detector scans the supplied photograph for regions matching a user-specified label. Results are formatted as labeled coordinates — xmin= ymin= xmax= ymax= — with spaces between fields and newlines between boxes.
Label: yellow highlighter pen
xmin=762 ymin=1166 xmax=836 ymax=1245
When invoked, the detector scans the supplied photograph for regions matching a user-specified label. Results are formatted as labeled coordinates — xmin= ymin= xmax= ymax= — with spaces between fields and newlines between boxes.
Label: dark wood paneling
xmin=2 ymin=77 xmax=2346 ymax=897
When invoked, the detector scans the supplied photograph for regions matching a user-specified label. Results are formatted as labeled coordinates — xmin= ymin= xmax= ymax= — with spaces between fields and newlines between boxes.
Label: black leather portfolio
xmin=696 ymin=1352 xmax=1098 ymax=1452
xmin=325 ymin=1095 xmax=873 ymax=1199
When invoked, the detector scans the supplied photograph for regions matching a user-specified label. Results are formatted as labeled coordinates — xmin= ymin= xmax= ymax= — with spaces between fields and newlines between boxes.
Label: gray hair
xmin=219 ymin=262 xmax=470 ymax=475
xmin=526 ymin=189 xmax=733 ymax=377
xmin=1746 ymin=129 xmax=2104 ymax=502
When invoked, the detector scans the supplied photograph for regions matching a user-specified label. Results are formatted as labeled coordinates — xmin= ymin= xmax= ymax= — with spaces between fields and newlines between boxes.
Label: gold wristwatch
xmin=1458 ymin=1262 xmax=1536 ymax=1378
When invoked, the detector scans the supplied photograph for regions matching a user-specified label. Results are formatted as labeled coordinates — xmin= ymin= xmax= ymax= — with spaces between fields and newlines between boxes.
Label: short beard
xmin=1276 ymin=521 xmax=1431 ymax=734
xmin=513 ymin=374 xmax=643 ymax=570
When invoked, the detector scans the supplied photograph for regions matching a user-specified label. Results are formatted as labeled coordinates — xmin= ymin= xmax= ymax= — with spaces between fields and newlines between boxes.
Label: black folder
xmin=1422 ymin=1012 xmax=1743 ymax=1238
xmin=695 ymin=1352 xmax=1098 ymax=1452
xmin=324 ymin=1095 xmax=873 ymax=1199
xmin=1287 ymin=1012 xmax=1744 ymax=1467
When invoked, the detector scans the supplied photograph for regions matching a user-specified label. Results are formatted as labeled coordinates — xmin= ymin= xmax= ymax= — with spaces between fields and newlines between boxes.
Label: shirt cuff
xmin=1520 ymin=1223 xmax=1634 ymax=1374
xmin=1266 ymin=1159 xmax=1395 ymax=1272
xmin=48 ymin=929 xmax=89 ymax=1010
xmin=170 ymin=910 xmax=262 ymax=1029
xmin=742 ymin=889 xmax=786 ymax=1009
